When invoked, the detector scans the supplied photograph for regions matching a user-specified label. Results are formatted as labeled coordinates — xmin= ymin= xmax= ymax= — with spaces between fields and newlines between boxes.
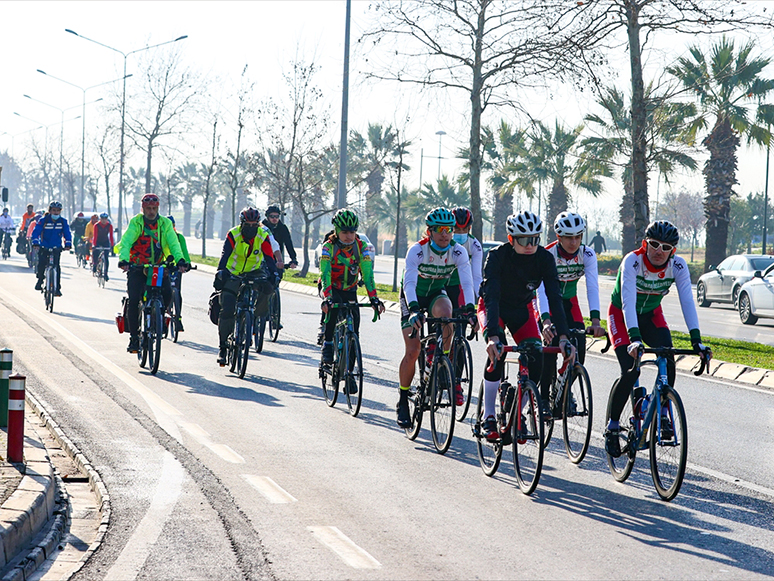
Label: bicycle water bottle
xmin=425 ymin=341 xmax=436 ymax=368
xmin=640 ymin=394 xmax=651 ymax=420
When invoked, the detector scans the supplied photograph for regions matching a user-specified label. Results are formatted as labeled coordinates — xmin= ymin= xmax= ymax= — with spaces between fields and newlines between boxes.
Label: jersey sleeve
xmin=359 ymin=240 xmax=378 ymax=298
xmin=453 ymin=244 xmax=475 ymax=307
xmin=535 ymin=282 xmax=550 ymax=321
xmin=540 ymin=252 xmax=570 ymax=337
xmin=482 ymin=248 xmax=503 ymax=340
xmin=319 ymin=242 xmax=334 ymax=299
xmin=217 ymin=232 xmax=236 ymax=271
xmin=620 ymin=252 xmax=642 ymax=342
xmin=674 ymin=256 xmax=701 ymax=342
xmin=402 ymin=244 xmax=422 ymax=309
xmin=470 ymin=238 xmax=483 ymax=300
xmin=583 ymin=246 xmax=601 ymax=319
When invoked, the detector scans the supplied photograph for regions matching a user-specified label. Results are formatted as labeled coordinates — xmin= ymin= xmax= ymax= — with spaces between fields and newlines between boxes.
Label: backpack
xmin=208 ymin=291 xmax=221 ymax=325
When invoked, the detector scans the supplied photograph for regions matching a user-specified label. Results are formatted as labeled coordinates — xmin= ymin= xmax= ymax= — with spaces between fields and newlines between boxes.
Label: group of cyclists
xmin=6 ymin=194 xmax=714 ymax=474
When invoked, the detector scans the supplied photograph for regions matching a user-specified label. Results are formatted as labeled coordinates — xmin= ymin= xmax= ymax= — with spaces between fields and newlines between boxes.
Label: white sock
xmin=484 ymin=379 xmax=500 ymax=419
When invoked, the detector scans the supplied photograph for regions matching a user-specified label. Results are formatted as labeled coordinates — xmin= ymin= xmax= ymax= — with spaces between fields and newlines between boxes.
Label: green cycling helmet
xmin=425 ymin=207 xmax=455 ymax=228
xmin=332 ymin=208 xmax=359 ymax=231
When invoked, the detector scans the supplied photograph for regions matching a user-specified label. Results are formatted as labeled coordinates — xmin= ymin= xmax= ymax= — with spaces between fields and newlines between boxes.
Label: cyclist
xmin=263 ymin=205 xmax=298 ymax=270
xmin=82 ymin=214 xmax=99 ymax=263
xmin=0 ymin=208 xmax=14 ymax=256
xmin=536 ymin=212 xmax=606 ymax=413
xmin=444 ymin=206 xmax=483 ymax=404
xmin=91 ymin=212 xmax=114 ymax=280
xmin=214 ymin=207 xmax=279 ymax=365
xmin=396 ymin=207 xmax=477 ymax=428
xmin=604 ymin=220 xmax=711 ymax=457
xmin=479 ymin=211 xmax=575 ymax=441
xmin=117 ymin=194 xmax=187 ymax=354
xmin=166 ymin=215 xmax=191 ymax=331
xmin=31 ymin=201 xmax=72 ymax=296
xmin=319 ymin=209 xmax=384 ymax=365
xmin=17 ymin=204 xmax=35 ymax=256
xmin=26 ymin=212 xmax=44 ymax=267
xmin=71 ymin=212 xmax=89 ymax=260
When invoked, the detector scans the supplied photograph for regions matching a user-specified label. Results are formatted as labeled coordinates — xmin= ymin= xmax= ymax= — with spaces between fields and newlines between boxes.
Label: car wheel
xmin=696 ymin=282 xmax=711 ymax=307
xmin=732 ymin=285 xmax=741 ymax=307
xmin=739 ymin=292 xmax=758 ymax=325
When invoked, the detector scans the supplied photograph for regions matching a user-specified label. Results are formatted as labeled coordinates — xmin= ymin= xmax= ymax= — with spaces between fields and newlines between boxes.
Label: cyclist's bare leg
xmin=399 ymin=327 xmax=421 ymax=388
xmin=430 ymin=296 xmax=454 ymax=352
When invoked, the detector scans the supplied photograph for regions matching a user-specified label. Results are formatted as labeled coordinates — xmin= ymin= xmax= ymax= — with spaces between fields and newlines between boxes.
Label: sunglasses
xmin=647 ymin=239 xmax=674 ymax=252
xmin=515 ymin=235 xmax=540 ymax=247
xmin=267 ymin=214 xmax=280 ymax=219
xmin=432 ymin=226 xmax=453 ymax=234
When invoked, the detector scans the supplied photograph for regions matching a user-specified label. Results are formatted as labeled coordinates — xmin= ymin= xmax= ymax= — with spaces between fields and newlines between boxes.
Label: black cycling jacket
xmin=262 ymin=218 xmax=297 ymax=263
xmin=482 ymin=243 xmax=569 ymax=340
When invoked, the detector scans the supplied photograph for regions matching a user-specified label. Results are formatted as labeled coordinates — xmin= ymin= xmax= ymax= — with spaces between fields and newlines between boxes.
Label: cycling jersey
xmin=120 ymin=214 xmax=183 ymax=266
xmin=610 ymin=245 xmax=700 ymax=343
xmin=402 ymin=238 xmax=474 ymax=309
xmin=19 ymin=211 xmax=35 ymax=235
xmin=0 ymin=214 xmax=14 ymax=232
xmin=93 ymin=222 xmax=114 ymax=248
xmin=31 ymin=215 xmax=72 ymax=249
xmin=84 ymin=220 xmax=97 ymax=242
xmin=175 ymin=232 xmax=191 ymax=263
xmin=446 ymin=233 xmax=483 ymax=300
xmin=320 ymin=235 xmax=377 ymax=299
xmin=262 ymin=218 xmax=297 ymax=263
xmin=71 ymin=217 xmax=89 ymax=241
xmin=535 ymin=242 xmax=601 ymax=321
xmin=218 ymin=226 xmax=275 ymax=276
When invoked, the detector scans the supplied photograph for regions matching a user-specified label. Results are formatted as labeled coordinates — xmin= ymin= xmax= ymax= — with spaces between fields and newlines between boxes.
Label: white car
xmin=313 ymin=233 xmax=375 ymax=268
xmin=737 ymin=264 xmax=774 ymax=325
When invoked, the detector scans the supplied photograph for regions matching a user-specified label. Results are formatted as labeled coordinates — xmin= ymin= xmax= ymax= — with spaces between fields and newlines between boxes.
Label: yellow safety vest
xmin=226 ymin=225 xmax=269 ymax=275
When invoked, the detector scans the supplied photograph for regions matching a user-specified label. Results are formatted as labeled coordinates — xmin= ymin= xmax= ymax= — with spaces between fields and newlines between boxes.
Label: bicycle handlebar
xmin=407 ymin=315 xmax=473 ymax=340
xmin=485 ymin=342 xmax=573 ymax=373
xmin=627 ymin=346 xmax=711 ymax=376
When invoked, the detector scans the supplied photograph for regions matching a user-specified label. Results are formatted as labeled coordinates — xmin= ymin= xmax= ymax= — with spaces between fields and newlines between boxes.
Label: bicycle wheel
xmin=474 ymin=380 xmax=502 ymax=476
xmin=649 ymin=387 xmax=688 ymax=501
xmin=404 ymin=386 xmax=424 ymax=440
xmin=254 ymin=315 xmax=266 ymax=353
xmin=97 ymin=254 xmax=106 ymax=288
xmin=268 ymin=289 xmax=281 ymax=342
xmin=138 ymin=307 xmax=149 ymax=368
xmin=236 ymin=310 xmax=252 ymax=379
xmin=45 ymin=267 xmax=55 ymax=313
xmin=562 ymin=364 xmax=593 ymax=464
xmin=148 ymin=300 xmax=163 ymax=375
xmin=605 ymin=380 xmax=636 ymax=483
xmin=344 ymin=332 xmax=363 ymax=417
xmin=512 ymin=380 xmax=544 ymax=495
xmin=171 ymin=288 xmax=181 ymax=343
xmin=453 ymin=337 xmax=474 ymax=422
xmin=430 ymin=356 xmax=455 ymax=454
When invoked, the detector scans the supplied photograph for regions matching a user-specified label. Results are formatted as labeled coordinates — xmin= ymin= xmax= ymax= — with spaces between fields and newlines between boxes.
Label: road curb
xmin=4 ymin=390 xmax=110 ymax=581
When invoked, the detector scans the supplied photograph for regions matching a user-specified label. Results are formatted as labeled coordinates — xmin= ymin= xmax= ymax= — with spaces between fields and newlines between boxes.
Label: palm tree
xmin=582 ymin=86 xmax=697 ymax=253
xmin=668 ymin=36 xmax=774 ymax=271
xmin=527 ymin=121 xmax=606 ymax=242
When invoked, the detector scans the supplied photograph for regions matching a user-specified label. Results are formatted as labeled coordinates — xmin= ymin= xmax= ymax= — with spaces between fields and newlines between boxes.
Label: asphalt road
xmin=4 ymin=248 xmax=772 ymax=579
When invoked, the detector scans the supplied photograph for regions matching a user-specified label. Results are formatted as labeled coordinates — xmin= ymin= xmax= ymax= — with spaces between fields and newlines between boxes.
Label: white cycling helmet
xmin=554 ymin=211 xmax=586 ymax=237
xmin=506 ymin=211 xmax=543 ymax=237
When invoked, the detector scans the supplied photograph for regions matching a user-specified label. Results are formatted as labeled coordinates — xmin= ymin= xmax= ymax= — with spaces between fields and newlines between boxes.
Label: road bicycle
xmin=541 ymin=328 xmax=610 ymax=464
xmin=266 ymin=283 xmax=281 ymax=342
xmin=404 ymin=315 xmax=470 ymax=454
xmin=41 ymin=247 xmax=63 ymax=313
xmin=75 ymin=239 xmax=90 ymax=269
xmin=605 ymin=346 xmax=709 ymax=501
xmin=131 ymin=263 xmax=170 ymax=375
xmin=27 ymin=242 xmax=37 ymax=270
xmin=471 ymin=342 xmax=566 ymax=495
xmin=1 ymin=229 xmax=13 ymax=260
xmin=226 ymin=273 xmax=271 ymax=379
xmin=450 ymin=318 xmax=476 ymax=422
xmin=164 ymin=264 xmax=196 ymax=343
xmin=319 ymin=302 xmax=376 ymax=417
xmin=94 ymin=246 xmax=111 ymax=288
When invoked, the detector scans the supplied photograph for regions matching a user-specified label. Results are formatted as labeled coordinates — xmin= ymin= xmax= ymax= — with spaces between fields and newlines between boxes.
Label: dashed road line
xmin=181 ymin=422 xmax=245 ymax=463
xmin=308 ymin=526 xmax=381 ymax=569
xmin=243 ymin=475 xmax=297 ymax=503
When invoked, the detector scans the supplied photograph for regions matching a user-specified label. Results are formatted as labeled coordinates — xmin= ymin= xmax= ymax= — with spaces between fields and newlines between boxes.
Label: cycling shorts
xmin=400 ymin=288 xmax=448 ymax=329
xmin=608 ymin=303 xmax=668 ymax=348
xmin=477 ymin=297 xmax=540 ymax=345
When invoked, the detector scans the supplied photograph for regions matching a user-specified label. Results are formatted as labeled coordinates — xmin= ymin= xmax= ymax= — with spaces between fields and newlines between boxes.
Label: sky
xmin=2 ymin=0 xmax=774 ymax=232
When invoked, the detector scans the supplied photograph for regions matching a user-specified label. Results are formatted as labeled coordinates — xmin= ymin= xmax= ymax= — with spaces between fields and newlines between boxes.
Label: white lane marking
xmin=308 ymin=526 xmax=381 ymax=569
xmin=243 ymin=475 xmax=297 ymax=503
xmin=105 ymin=451 xmax=185 ymax=580
xmin=181 ymin=422 xmax=245 ymax=463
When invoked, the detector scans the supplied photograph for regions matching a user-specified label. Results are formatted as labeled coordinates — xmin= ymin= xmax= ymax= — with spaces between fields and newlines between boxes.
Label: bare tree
xmin=124 ymin=47 xmax=202 ymax=195
xmin=361 ymin=0 xmax=609 ymax=240
xmin=94 ymin=125 xmax=119 ymax=218
xmin=201 ymin=117 xmax=220 ymax=258
xmin=222 ymin=66 xmax=253 ymax=228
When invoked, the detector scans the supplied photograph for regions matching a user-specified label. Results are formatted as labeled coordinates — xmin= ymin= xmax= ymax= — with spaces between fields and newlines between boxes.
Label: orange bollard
xmin=7 ymin=375 xmax=25 ymax=463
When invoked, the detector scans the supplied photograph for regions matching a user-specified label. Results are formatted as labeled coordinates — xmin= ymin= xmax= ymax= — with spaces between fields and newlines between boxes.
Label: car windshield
xmin=750 ymin=257 xmax=774 ymax=270
xmin=359 ymin=234 xmax=371 ymax=244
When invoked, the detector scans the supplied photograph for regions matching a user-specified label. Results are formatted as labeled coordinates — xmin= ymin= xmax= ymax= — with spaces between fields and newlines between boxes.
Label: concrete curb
xmin=0 ymin=408 xmax=55 ymax=577
xmin=585 ymin=337 xmax=774 ymax=390
xmin=1 ymin=391 xmax=110 ymax=581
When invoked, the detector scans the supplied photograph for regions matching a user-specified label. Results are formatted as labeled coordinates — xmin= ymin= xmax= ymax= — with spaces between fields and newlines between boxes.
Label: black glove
xmin=370 ymin=297 xmax=383 ymax=320
xmin=177 ymin=258 xmax=189 ymax=272
xmin=117 ymin=260 xmax=129 ymax=271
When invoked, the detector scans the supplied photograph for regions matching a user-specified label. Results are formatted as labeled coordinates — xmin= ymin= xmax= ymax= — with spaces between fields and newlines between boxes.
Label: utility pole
xmin=336 ymin=0 xmax=352 ymax=210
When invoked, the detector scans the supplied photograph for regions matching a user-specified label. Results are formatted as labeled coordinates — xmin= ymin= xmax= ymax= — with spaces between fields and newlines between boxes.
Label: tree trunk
xmin=182 ymin=199 xmax=192 ymax=237
xmin=493 ymin=189 xmax=512 ymax=242
xmin=468 ymin=3 xmax=486 ymax=241
xmin=703 ymin=116 xmax=739 ymax=272
xmin=546 ymin=179 xmax=568 ymax=242
xmin=626 ymin=2 xmax=650 ymax=242
xmin=620 ymin=180 xmax=637 ymax=254
xmin=299 ymin=216 xmax=312 ymax=277
xmin=144 ymin=141 xmax=154 ymax=194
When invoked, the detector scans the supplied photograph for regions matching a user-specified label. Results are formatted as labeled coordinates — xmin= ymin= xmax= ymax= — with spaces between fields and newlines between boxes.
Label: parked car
xmin=696 ymin=254 xmax=774 ymax=308
xmin=313 ymin=233 xmax=376 ymax=268
xmin=737 ymin=264 xmax=774 ymax=325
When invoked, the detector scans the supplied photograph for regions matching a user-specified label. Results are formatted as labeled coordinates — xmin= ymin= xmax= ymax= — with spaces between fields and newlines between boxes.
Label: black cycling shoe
xmin=396 ymin=397 xmax=411 ymax=428
xmin=321 ymin=341 xmax=334 ymax=364
xmin=176 ymin=318 xmax=184 ymax=332
xmin=345 ymin=377 xmax=358 ymax=395
xmin=540 ymin=400 xmax=553 ymax=422
xmin=54 ymin=289 xmax=62 ymax=297
xmin=217 ymin=346 xmax=228 ymax=366
xmin=604 ymin=428 xmax=622 ymax=458
xmin=127 ymin=336 xmax=140 ymax=353
xmin=481 ymin=416 xmax=499 ymax=442
xmin=34 ymin=280 xmax=43 ymax=291
xmin=660 ymin=414 xmax=674 ymax=440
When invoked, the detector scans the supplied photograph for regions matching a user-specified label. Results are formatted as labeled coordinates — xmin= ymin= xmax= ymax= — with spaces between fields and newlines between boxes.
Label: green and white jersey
xmin=536 ymin=241 xmax=601 ymax=319
xmin=447 ymin=234 xmax=483 ymax=300
xmin=402 ymin=238 xmax=474 ymax=309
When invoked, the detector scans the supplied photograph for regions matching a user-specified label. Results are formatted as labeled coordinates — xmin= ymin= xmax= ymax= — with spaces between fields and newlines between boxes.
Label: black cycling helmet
xmin=645 ymin=220 xmax=679 ymax=245
xmin=266 ymin=205 xmax=281 ymax=217
xmin=240 ymin=207 xmax=261 ymax=224
xmin=452 ymin=207 xmax=473 ymax=229
xmin=49 ymin=201 xmax=63 ymax=210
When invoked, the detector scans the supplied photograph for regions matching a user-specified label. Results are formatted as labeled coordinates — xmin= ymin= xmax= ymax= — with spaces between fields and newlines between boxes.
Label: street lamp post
xmin=764 ymin=123 xmax=771 ymax=255
xmin=65 ymin=29 xmax=188 ymax=237
xmin=435 ymin=130 xmax=446 ymax=181
xmin=36 ymin=70 xmax=128 ymax=208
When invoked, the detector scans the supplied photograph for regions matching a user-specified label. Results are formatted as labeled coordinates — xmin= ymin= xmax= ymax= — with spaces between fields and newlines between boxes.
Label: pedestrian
xmin=589 ymin=230 xmax=607 ymax=255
